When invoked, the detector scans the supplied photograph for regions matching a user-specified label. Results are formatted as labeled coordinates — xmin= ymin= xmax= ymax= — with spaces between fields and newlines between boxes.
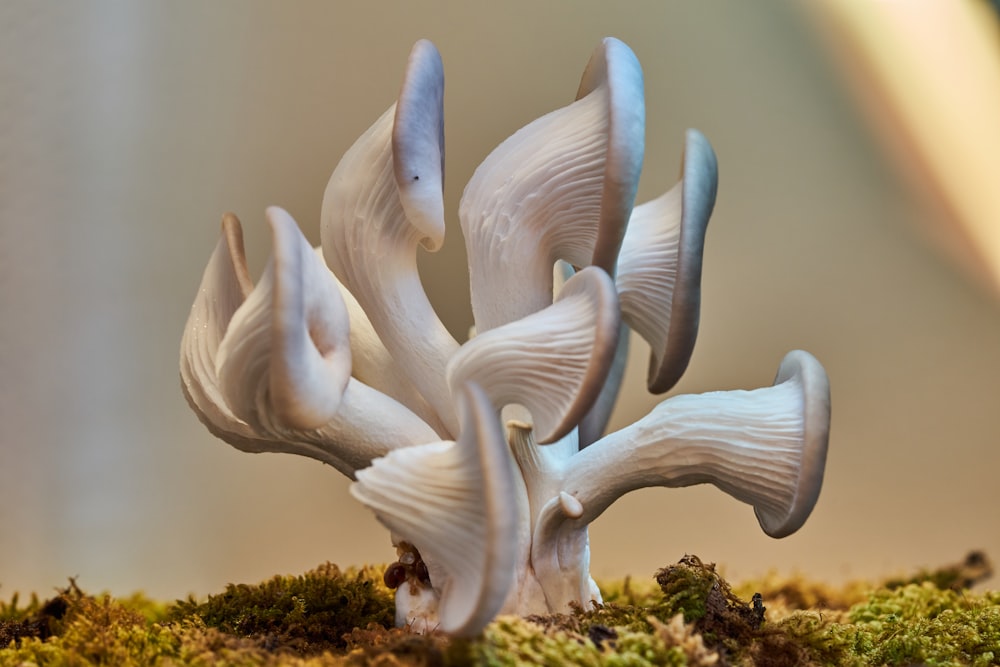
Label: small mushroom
xmin=182 ymin=210 xmax=438 ymax=478
xmin=392 ymin=39 xmax=447 ymax=251
xmin=616 ymin=128 xmax=718 ymax=394
xmin=350 ymin=383 xmax=518 ymax=636
xmin=529 ymin=350 xmax=829 ymax=610
xmin=446 ymin=266 xmax=620 ymax=444
xmin=578 ymin=129 xmax=717 ymax=445
xmin=180 ymin=213 xmax=262 ymax=452
xmin=557 ymin=350 xmax=831 ymax=534
xmin=247 ymin=206 xmax=352 ymax=431
xmin=322 ymin=40 xmax=459 ymax=436
xmin=459 ymin=37 xmax=645 ymax=332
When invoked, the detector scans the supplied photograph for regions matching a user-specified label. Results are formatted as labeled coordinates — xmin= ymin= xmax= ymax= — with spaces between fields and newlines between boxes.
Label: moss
xmin=0 ymin=589 xmax=65 ymax=642
xmin=1 ymin=581 xmax=182 ymax=666
xmin=882 ymin=550 xmax=994 ymax=592
xmin=170 ymin=562 xmax=395 ymax=655
xmin=2 ymin=554 xmax=998 ymax=666
xmin=732 ymin=573 xmax=869 ymax=616
xmin=652 ymin=554 xmax=769 ymax=661
xmin=596 ymin=576 xmax=662 ymax=609
xmin=477 ymin=615 xmax=700 ymax=666
xmin=835 ymin=583 xmax=1000 ymax=666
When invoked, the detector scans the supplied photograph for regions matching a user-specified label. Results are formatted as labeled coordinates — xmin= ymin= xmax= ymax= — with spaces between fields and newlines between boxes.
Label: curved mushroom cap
xmin=393 ymin=39 xmax=446 ymax=252
xmin=350 ymin=382 xmax=518 ymax=636
xmin=753 ymin=349 xmax=831 ymax=538
xmin=181 ymin=211 xmax=437 ymax=478
xmin=460 ymin=36 xmax=644 ymax=332
xmin=265 ymin=207 xmax=353 ymax=430
xmin=321 ymin=38 xmax=459 ymax=435
xmin=616 ymin=128 xmax=718 ymax=394
xmin=446 ymin=266 xmax=621 ymax=444
xmin=575 ymin=37 xmax=646 ymax=273
xmin=217 ymin=207 xmax=352 ymax=432
xmin=179 ymin=213 xmax=261 ymax=451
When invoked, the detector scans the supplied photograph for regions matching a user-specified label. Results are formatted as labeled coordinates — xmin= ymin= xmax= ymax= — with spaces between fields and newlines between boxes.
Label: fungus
xmin=459 ymin=38 xmax=643 ymax=332
xmin=180 ymin=37 xmax=832 ymax=637
xmin=616 ymin=128 xmax=717 ymax=396
xmin=351 ymin=383 xmax=518 ymax=635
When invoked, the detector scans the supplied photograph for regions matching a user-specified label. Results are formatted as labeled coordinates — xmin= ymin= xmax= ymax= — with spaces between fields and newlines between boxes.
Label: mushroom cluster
xmin=180 ymin=38 xmax=831 ymax=637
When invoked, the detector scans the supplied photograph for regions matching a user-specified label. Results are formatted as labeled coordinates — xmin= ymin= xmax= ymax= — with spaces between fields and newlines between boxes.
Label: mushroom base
xmin=388 ymin=537 xmax=603 ymax=632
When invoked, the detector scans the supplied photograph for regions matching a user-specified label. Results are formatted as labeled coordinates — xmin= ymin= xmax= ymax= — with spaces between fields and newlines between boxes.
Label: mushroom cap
xmin=266 ymin=206 xmax=353 ymax=431
xmin=446 ymin=266 xmax=620 ymax=444
xmin=393 ymin=39 xmax=446 ymax=252
xmin=753 ymin=350 xmax=831 ymax=538
xmin=616 ymin=128 xmax=717 ymax=395
xmin=179 ymin=213 xmax=262 ymax=452
xmin=646 ymin=128 xmax=717 ymax=393
xmin=321 ymin=39 xmax=459 ymax=435
xmin=575 ymin=36 xmax=646 ymax=273
xmin=460 ymin=36 xmax=644 ymax=332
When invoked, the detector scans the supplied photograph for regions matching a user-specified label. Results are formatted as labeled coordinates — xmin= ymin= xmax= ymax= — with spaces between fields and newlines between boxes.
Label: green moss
xmin=882 ymin=550 xmax=994 ymax=592
xmin=2 ymin=555 xmax=998 ymax=666
xmin=1 ymin=582 xmax=182 ymax=666
xmin=835 ymin=583 xmax=1000 ymax=666
xmin=477 ymin=615 xmax=699 ymax=666
xmin=596 ymin=576 xmax=662 ymax=610
xmin=170 ymin=563 xmax=395 ymax=654
xmin=653 ymin=555 xmax=722 ymax=624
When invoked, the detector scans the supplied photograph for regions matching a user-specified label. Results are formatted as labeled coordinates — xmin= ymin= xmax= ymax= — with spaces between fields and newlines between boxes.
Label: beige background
xmin=2 ymin=1 xmax=998 ymax=600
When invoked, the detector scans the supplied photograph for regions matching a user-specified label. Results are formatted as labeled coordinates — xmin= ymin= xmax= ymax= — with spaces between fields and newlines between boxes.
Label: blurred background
xmin=2 ymin=1 xmax=999 ymax=600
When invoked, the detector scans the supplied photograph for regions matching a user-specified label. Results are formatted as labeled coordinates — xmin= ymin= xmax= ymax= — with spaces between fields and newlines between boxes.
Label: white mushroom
xmin=574 ymin=37 xmax=647 ymax=274
xmin=392 ymin=39 xmax=447 ymax=248
xmin=528 ymin=351 xmax=829 ymax=610
xmin=217 ymin=207 xmax=351 ymax=432
xmin=350 ymin=382 xmax=518 ymax=636
xmin=579 ymin=128 xmax=718 ymax=446
xmin=315 ymin=246 xmax=448 ymax=436
xmin=322 ymin=40 xmax=459 ymax=436
xmin=616 ymin=128 xmax=718 ymax=394
xmin=181 ymin=209 xmax=438 ymax=478
xmin=446 ymin=266 xmax=620 ymax=444
xmin=460 ymin=37 xmax=644 ymax=332
xmin=569 ymin=350 xmax=828 ymax=533
xmin=181 ymin=36 xmax=832 ymax=638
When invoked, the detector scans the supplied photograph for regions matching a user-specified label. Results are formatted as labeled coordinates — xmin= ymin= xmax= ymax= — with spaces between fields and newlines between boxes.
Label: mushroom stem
xmin=529 ymin=506 xmax=600 ymax=613
xmin=316 ymin=247 xmax=449 ymax=437
xmin=577 ymin=322 xmax=630 ymax=447
xmin=559 ymin=350 xmax=830 ymax=536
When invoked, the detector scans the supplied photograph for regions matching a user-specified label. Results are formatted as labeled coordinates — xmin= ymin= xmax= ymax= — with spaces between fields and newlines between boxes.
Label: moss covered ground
xmin=1 ymin=553 xmax=997 ymax=666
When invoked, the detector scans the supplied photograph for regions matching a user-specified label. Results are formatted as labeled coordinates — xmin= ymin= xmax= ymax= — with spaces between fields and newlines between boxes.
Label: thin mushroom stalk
xmin=180 ymin=37 xmax=832 ymax=638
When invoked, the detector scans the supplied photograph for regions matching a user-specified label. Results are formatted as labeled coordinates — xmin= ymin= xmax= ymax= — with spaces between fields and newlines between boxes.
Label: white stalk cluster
xmin=180 ymin=38 xmax=831 ymax=637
